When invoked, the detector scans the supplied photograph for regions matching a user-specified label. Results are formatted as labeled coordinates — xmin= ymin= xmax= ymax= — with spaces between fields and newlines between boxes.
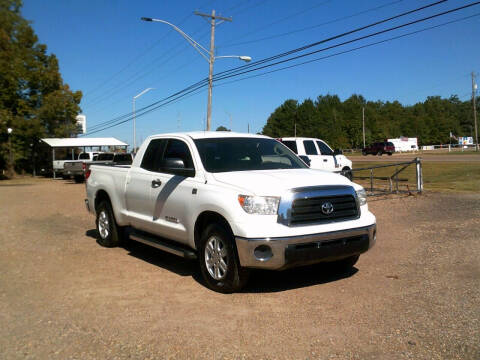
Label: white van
xmin=278 ymin=137 xmax=352 ymax=178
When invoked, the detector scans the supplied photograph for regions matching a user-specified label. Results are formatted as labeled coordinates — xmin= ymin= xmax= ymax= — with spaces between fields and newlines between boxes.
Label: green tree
xmin=216 ymin=126 xmax=230 ymax=131
xmin=0 ymin=0 xmax=82 ymax=174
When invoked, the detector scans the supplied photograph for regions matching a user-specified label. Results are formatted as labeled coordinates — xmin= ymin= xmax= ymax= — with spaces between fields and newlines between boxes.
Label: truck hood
xmin=211 ymin=169 xmax=353 ymax=195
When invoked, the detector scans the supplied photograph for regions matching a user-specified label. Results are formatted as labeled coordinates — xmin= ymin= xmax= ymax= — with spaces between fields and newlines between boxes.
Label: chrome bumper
xmin=235 ymin=224 xmax=376 ymax=270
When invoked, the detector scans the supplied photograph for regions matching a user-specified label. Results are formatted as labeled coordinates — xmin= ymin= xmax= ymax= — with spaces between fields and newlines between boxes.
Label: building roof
xmin=41 ymin=137 xmax=128 ymax=148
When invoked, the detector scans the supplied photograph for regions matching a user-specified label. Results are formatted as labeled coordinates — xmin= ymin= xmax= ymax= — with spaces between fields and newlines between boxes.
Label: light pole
xmin=133 ymin=87 xmax=154 ymax=154
xmin=141 ymin=17 xmax=251 ymax=131
xmin=7 ymin=128 xmax=12 ymax=175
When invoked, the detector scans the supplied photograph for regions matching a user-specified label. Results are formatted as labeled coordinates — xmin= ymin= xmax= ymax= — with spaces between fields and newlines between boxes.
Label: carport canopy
xmin=41 ymin=137 xmax=128 ymax=148
xmin=41 ymin=137 xmax=129 ymax=178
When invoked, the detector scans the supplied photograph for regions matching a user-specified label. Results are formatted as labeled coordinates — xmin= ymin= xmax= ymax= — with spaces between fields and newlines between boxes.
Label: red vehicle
xmin=362 ymin=141 xmax=395 ymax=156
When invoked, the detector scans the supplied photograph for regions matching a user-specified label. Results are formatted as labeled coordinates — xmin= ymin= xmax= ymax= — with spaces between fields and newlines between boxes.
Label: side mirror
xmin=299 ymin=155 xmax=311 ymax=167
xmin=162 ymin=158 xmax=195 ymax=177
xmin=334 ymin=149 xmax=343 ymax=155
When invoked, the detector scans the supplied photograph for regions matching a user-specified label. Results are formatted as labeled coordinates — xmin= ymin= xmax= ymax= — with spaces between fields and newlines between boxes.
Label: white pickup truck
xmin=278 ymin=137 xmax=353 ymax=178
xmin=85 ymin=132 xmax=376 ymax=293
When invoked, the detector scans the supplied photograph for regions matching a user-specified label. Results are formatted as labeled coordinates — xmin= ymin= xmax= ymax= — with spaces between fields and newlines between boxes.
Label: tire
xmin=198 ymin=223 xmax=249 ymax=293
xmin=342 ymin=167 xmax=353 ymax=181
xmin=387 ymin=152 xmax=392 ymax=156
xmin=61 ymin=174 xmax=69 ymax=180
xmin=362 ymin=151 xmax=367 ymax=156
xmin=328 ymin=255 xmax=360 ymax=272
xmin=74 ymin=175 xmax=84 ymax=183
xmin=377 ymin=150 xmax=383 ymax=156
xmin=95 ymin=200 xmax=123 ymax=247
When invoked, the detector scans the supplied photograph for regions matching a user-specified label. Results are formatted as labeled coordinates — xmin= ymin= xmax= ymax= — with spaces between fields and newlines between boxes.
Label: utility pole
xmin=195 ymin=10 xmax=232 ymax=131
xmin=472 ymin=72 xmax=478 ymax=151
xmin=362 ymin=107 xmax=366 ymax=148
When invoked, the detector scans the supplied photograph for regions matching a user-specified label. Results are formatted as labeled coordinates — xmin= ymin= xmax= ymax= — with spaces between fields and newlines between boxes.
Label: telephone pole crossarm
xmin=193 ymin=11 xmax=232 ymax=23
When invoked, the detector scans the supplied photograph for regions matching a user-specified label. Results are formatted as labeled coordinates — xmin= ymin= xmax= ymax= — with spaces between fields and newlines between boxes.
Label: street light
xmin=7 ymin=128 xmax=13 ymax=175
xmin=133 ymin=87 xmax=154 ymax=154
xmin=141 ymin=17 xmax=251 ymax=131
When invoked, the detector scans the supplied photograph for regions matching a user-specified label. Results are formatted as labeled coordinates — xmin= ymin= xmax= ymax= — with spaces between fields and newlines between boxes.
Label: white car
xmin=85 ymin=132 xmax=376 ymax=293
xmin=278 ymin=137 xmax=352 ymax=178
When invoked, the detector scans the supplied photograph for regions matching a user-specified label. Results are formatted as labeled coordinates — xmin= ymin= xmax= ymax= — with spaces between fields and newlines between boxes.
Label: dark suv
xmin=362 ymin=142 xmax=395 ymax=156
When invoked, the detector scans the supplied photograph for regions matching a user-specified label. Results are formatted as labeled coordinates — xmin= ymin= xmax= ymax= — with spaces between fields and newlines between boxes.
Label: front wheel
xmin=199 ymin=223 xmax=249 ymax=293
xmin=95 ymin=201 xmax=123 ymax=247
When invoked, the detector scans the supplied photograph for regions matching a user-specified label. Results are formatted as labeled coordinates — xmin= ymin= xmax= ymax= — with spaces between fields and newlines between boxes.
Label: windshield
xmin=194 ymin=137 xmax=308 ymax=173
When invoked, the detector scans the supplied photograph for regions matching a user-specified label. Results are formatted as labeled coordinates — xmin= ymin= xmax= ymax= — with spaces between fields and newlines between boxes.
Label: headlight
xmin=238 ymin=195 xmax=280 ymax=215
xmin=356 ymin=188 xmax=367 ymax=206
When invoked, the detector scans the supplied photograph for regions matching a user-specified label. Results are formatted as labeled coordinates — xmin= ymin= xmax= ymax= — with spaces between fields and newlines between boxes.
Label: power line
xmin=219 ymin=0 xmax=404 ymax=49
xmin=81 ymin=2 xmax=479 ymax=136
xmin=82 ymin=12 xmax=195 ymax=100
xmin=217 ymin=0 xmax=335 ymax=48
xmin=213 ymin=0 xmax=448 ymax=80
xmin=213 ymin=13 xmax=480 ymax=89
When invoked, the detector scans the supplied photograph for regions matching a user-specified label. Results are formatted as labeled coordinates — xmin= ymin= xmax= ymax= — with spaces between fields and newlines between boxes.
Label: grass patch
xmin=352 ymin=161 xmax=480 ymax=193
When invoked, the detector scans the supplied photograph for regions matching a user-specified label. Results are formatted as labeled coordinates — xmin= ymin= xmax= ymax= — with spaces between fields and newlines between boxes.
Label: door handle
xmin=151 ymin=179 xmax=162 ymax=188
xmin=323 ymin=159 xmax=328 ymax=162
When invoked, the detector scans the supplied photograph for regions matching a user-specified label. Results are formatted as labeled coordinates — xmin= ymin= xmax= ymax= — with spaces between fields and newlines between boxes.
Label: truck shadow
xmin=85 ymin=229 xmax=358 ymax=293
xmin=242 ymin=265 xmax=358 ymax=293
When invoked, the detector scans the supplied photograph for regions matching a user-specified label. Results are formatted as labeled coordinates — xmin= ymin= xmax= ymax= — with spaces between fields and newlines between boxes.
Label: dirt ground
xmin=0 ymin=178 xmax=479 ymax=359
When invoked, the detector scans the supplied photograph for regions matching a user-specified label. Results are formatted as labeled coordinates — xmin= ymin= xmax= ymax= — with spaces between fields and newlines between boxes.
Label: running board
xmin=129 ymin=231 xmax=197 ymax=260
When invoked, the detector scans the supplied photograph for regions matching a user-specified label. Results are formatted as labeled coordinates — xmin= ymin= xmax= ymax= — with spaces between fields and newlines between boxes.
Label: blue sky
xmin=22 ymin=0 xmax=480 ymax=146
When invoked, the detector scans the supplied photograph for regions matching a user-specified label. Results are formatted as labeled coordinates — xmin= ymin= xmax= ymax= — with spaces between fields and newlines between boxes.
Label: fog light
xmin=254 ymin=245 xmax=273 ymax=261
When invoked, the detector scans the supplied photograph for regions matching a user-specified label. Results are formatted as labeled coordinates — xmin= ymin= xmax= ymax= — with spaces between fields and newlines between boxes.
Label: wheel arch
xmin=94 ymin=189 xmax=112 ymax=211
xmin=194 ymin=211 xmax=234 ymax=251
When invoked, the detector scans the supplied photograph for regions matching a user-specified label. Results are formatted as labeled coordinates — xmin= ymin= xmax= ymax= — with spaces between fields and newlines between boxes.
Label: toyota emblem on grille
xmin=321 ymin=201 xmax=334 ymax=215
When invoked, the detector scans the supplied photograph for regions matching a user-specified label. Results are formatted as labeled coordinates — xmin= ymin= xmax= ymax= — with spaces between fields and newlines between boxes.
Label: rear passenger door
xmin=316 ymin=140 xmax=336 ymax=171
xmin=125 ymin=139 xmax=167 ymax=230
xmin=302 ymin=140 xmax=325 ymax=170
xmin=147 ymin=138 xmax=201 ymax=244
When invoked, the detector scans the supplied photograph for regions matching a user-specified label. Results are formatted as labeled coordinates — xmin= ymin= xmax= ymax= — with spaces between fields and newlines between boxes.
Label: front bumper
xmin=235 ymin=224 xmax=376 ymax=270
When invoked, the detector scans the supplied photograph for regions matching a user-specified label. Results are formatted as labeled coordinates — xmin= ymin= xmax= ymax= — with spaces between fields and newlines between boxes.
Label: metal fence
xmin=346 ymin=158 xmax=423 ymax=195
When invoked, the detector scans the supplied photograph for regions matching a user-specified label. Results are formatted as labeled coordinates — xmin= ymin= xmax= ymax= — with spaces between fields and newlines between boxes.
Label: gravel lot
xmin=0 ymin=178 xmax=479 ymax=359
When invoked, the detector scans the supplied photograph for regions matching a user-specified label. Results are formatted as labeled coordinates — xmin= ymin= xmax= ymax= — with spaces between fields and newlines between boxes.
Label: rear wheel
xmin=362 ymin=151 xmax=367 ymax=156
xmin=199 ymin=223 xmax=249 ymax=293
xmin=387 ymin=152 xmax=393 ymax=156
xmin=377 ymin=150 xmax=383 ymax=156
xmin=95 ymin=201 xmax=123 ymax=247
xmin=74 ymin=175 xmax=84 ymax=183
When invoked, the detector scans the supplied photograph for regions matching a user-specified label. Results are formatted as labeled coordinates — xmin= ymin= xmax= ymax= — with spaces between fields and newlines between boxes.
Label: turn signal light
xmin=85 ymin=169 xmax=91 ymax=180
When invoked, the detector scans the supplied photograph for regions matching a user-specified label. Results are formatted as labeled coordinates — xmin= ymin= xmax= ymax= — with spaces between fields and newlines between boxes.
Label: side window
xmin=162 ymin=139 xmax=194 ymax=172
xmin=316 ymin=141 xmax=333 ymax=155
xmin=281 ymin=140 xmax=298 ymax=154
xmin=140 ymin=139 xmax=167 ymax=172
xmin=303 ymin=140 xmax=318 ymax=155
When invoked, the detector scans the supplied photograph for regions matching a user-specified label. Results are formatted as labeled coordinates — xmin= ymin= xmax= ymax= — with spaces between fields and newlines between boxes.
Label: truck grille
xmin=290 ymin=194 xmax=358 ymax=225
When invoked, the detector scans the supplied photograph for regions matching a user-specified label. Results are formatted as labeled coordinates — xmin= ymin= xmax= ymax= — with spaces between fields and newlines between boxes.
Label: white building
xmin=387 ymin=137 xmax=418 ymax=152
xmin=76 ymin=114 xmax=86 ymax=134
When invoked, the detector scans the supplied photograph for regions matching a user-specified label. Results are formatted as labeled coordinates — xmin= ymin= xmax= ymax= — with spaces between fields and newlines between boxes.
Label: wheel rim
xmin=205 ymin=236 xmax=228 ymax=280
xmin=98 ymin=210 xmax=110 ymax=239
